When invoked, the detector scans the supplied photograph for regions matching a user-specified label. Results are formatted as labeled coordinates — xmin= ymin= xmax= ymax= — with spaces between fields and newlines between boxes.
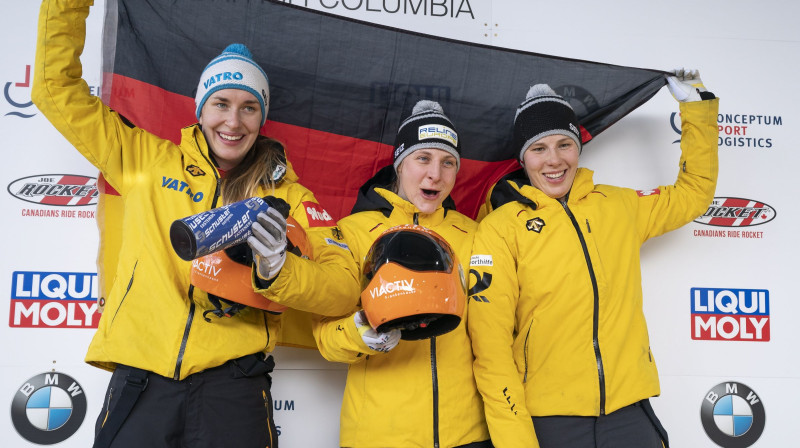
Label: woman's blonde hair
xmin=220 ymin=136 xmax=286 ymax=204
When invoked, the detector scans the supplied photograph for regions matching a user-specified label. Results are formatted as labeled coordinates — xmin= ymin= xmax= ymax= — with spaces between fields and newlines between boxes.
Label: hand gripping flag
xmin=101 ymin=0 xmax=668 ymax=221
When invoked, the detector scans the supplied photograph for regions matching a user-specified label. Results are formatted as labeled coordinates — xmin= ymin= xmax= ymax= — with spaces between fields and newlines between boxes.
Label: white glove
xmin=247 ymin=207 xmax=287 ymax=280
xmin=666 ymin=68 xmax=708 ymax=102
xmin=354 ymin=310 xmax=401 ymax=353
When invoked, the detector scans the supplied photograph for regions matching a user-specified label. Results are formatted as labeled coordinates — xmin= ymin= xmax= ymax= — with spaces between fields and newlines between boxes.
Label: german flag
xmin=103 ymin=0 xmax=668 ymax=220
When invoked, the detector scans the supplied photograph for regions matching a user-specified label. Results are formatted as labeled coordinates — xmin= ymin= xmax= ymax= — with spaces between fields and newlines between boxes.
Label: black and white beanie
xmin=195 ymin=44 xmax=270 ymax=126
xmin=513 ymin=84 xmax=582 ymax=161
xmin=393 ymin=100 xmax=461 ymax=171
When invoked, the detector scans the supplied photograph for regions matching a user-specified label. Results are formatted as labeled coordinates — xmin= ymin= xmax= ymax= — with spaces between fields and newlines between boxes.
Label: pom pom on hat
xmin=412 ymin=99 xmax=444 ymax=115
xmin=513 ymin=83 xmax=582 ymax=161
xmin=393 ymin=100 xmax=461 ymax=170
xmin=195 ymin=43 xmax=270 ymax=126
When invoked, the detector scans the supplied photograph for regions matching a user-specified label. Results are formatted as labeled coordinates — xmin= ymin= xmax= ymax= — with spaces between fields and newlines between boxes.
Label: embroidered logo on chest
xmin=526 ymin=217 xmax=545 ymax=233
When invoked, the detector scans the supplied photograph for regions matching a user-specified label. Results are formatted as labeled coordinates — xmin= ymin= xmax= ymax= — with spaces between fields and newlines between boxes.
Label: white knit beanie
xmin=195 ymin=44 xmax=270 ymax=126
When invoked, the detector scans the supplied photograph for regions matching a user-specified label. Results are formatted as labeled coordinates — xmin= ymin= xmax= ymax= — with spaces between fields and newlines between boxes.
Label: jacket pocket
xmin=110 ymin=260 xmax=137 ymax=326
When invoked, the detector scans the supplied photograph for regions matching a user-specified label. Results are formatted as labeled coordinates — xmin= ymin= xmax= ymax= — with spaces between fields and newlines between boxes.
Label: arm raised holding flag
xmin=32 ymin=0 xmax=359 ymax=446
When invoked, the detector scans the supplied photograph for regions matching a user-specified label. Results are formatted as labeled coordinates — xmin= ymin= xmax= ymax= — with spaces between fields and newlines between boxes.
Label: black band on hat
xmin=393 ymin=100 xmax=461 ymax=170
xmin=513 ymin=85 xmax=582 ymax=160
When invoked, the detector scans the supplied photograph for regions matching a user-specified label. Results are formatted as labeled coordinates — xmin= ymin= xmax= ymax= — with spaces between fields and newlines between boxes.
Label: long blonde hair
xmin=220 ymin=136 xmax=286 ymax=204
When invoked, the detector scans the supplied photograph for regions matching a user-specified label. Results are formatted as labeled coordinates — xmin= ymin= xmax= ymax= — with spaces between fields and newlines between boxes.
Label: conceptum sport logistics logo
xmin=4 ymin=65 xmax=35 ymax=118
xmin=11 ymin=371 xmax=87 ymax=445
xmin=8 ymin=174 xmax=99 ymax=206
xmin=694 ymin=197 xmax=776 ymax=227
xmin=690 ymin=288 xmax=769 ymax=341
xmin=701 ymin=382 xmax=765 ymax=448
xmin=671 ymin=111 xmax=781 ymax=148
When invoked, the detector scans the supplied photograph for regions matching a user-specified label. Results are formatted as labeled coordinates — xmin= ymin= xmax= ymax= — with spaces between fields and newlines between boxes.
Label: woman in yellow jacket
xmin=32 ymin=1 xmax=359 ymax=447
xmin=313 ymin=101 xmax=491 ymax=448
xmin=468 ymin=73 xmax=719 ymax=448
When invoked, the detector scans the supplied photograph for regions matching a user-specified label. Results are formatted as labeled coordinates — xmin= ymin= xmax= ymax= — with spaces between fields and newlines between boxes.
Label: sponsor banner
xmin=690 ymin=287 xmax=769 ymax=342
xmin=286 ymin=0 xmax=478 ymax=19
xmin=9 ymin=271 xmax=101 ymax=328
xmin=693 ymin=197 xmax=776 ymax=236
xmin=10 ymin=371 xmax=87 ymax=445
xmin=671 ymin=111 xmax=782 ymax=149
xmin=8 ymin=174 xmax=99 ymax=207
xmin=701 ymin=382 xmax=766 ymax=448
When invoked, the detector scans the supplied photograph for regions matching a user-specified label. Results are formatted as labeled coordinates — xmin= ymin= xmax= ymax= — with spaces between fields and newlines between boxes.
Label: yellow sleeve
xmin=254 ymin=187 xmax=361 ymax=316
xmin=636 ymin=98 xmax=720 ymax=241
xmin=32 ymin=0 xmax=171 ymax=195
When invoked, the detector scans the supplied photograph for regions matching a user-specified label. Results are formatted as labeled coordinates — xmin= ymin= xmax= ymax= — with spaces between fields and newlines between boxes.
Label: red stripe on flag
xmin=107 ymin=74 xmax=518 ymax=220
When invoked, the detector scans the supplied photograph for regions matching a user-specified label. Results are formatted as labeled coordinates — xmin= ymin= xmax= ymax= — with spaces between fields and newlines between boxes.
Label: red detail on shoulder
xmin=303 ymin=201 xmax=336 ymax=227
xmin=636 ymin=188 xmax=661 ymax=197
xmin=98 ymin=173 xmax=121 ymax=196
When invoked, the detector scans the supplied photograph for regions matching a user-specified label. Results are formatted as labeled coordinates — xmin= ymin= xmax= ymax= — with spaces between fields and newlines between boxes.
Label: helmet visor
xmin=363 ymin=225 xmax=455 ymax=283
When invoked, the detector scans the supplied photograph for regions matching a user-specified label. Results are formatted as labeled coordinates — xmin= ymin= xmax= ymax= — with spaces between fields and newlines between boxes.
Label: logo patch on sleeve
xmin=470 ymin=255 xmax=493 ymax=267
xmin=636 ymin=188 xmax=660 ymax=197
xmin=303 ymin=201 xmax=336 ymax=227
xmin=324 ymin=238 xmax=350 ymax=250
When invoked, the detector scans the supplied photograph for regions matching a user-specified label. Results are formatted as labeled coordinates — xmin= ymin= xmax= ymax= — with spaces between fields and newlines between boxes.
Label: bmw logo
xmin=700 ymin=382 xmax=766 ymax=447
xmin=11 ymin=372 xmax=87 ymax=445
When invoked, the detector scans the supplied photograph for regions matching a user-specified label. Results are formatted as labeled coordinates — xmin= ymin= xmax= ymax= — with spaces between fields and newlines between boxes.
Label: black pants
xmin=532 ymin=400 xmax=667 ymax=448
xmin=95 ymin=355 xmax=278 ymax=448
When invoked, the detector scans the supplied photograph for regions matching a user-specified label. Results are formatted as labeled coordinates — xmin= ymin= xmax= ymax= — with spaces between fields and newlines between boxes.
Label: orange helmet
xmin=361 ymin=224 xmax=466 ymax=340
xmin=192 ymin=215 xmax=313 ymax=319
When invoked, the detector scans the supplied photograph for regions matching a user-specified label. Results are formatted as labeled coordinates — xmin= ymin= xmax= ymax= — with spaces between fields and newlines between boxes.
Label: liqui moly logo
xmin=9 ymin=271 xmax=100 ymax=328
xmin=691 ymin=287 xmax=770 ymax=341
xmin=369 ymin=279 xmax=415 ymax=299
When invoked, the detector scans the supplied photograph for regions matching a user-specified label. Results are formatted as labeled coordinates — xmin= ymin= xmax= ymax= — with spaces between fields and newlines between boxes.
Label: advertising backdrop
xmin=1 ymin=1 xmax=797 ymax=447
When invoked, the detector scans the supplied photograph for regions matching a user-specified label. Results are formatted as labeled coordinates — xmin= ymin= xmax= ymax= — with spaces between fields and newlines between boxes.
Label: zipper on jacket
xmin=413 ymin=212 xmax=419 ymax=225
xmin=522 ymin=319 xmax=534 ymax=383
xmin=174 ymin=285 xmax=197 ymax=380
xmin=174 ymin=146 xmax=221 ymax=380
xmin=110 ymin=261 xmax=137 ymax=325
xmin=561 ymin=200 xmax=606 ymax=415
xmin=430 ymin=337 xmax=440 ymax=448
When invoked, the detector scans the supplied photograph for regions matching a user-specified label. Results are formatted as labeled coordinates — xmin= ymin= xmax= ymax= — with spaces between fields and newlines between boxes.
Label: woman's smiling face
xmin=521 ymin=134 xmax=580 ymax=200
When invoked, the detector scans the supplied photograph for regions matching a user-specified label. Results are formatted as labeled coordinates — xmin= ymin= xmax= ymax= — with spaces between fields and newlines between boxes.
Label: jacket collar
xmin=182 ymin=125 xmax=298 ymax=184
xmin=497 ymin=167 xmax=596 ymax=210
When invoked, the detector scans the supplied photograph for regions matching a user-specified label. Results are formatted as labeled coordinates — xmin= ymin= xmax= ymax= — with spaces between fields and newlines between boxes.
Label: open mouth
xmin=421 ymin=188 xmax=440 ymax=199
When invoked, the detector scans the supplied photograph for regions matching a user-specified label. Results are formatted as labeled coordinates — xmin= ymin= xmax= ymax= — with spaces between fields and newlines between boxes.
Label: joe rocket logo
xmin=671 ymin=111 xmax=780 ymax=148
xmin=691 ymin=287 xmax=769 ymax=341
xmin=701 ymin=382 xmax=766 ymax=448
xmin=694 ymin=197 xmax=776 ymax=227
xmin=4 ymin=65 xmax=35 ymax=118
xmin=8 ymin=174 xmax=99 ymax=206
xmin=11 ymin=371 xmax=87 ymax=445
xmin=9 ymin=271 xmax=101 ymax=328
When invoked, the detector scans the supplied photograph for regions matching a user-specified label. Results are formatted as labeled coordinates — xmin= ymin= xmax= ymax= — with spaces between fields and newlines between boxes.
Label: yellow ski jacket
xmin=33 ymin=0 xmax=359 ymax=380
xmin=468 ymin=99 xmax=719 ymax=447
